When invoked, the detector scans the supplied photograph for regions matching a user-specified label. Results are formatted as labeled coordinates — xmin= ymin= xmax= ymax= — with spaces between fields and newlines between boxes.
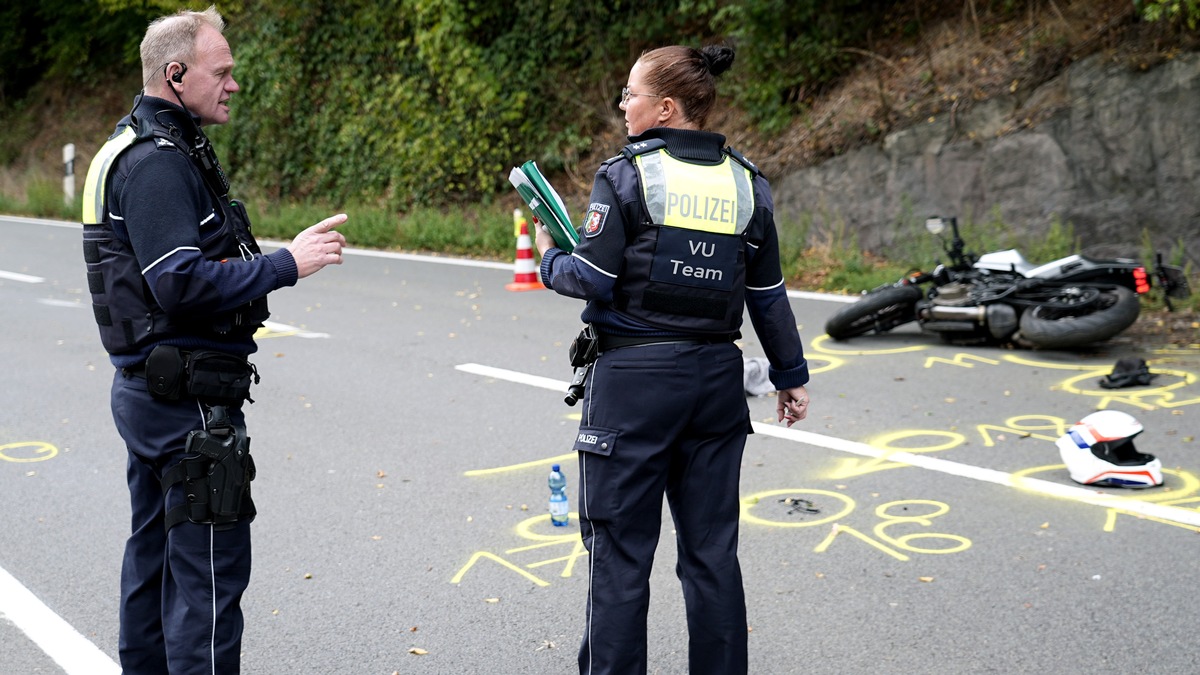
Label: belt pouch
xmin=144 ymin=345 xmax=186 ymax=401
xmin=187 ymin=350 xmax=254 ymax=406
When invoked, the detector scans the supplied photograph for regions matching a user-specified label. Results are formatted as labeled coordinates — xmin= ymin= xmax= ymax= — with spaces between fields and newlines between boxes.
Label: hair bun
xmin=700 ymin=44 xmax=735 ymax=77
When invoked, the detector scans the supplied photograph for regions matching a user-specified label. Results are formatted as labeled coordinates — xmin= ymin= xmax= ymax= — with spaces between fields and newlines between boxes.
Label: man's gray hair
xmin=140 ymin=5 xmax=225 ymax=83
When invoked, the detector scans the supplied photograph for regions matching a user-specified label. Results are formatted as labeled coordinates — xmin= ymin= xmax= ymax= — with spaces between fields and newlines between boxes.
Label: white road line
xmin=789 ymin=289 xmax=858 ymax=303
xmin=0 ymin=215 xmax=79 ymax=228
xmin=455 ymin=363 xmax=573 ymax=392
xmin=0 ymin=270 xmax=45 ymax=283
xmin=3 ymin=216 xmax=513 ymax=271
xmin=0 ymin=565 xmax=120 ymax=675
xmin=259 ymin=320 xmax=331 ymax=339
xmin=456 ymin=362 xmax=1200 ymax=529
xmin=331 ymin=246 xmax=512 ymax=270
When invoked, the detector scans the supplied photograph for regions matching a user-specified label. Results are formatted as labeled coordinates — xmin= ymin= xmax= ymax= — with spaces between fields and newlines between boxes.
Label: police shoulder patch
xmin=583 ymin=203 xmax=610 ymax=238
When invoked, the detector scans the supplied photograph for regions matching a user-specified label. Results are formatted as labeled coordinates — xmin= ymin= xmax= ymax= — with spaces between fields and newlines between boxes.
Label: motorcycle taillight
xmin=1133 ymin=267 xmax=1150 ymax=294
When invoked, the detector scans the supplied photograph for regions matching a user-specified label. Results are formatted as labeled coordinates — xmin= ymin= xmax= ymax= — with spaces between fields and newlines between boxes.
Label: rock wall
xmin=773 ymin=52 xmax=1200 ymax=268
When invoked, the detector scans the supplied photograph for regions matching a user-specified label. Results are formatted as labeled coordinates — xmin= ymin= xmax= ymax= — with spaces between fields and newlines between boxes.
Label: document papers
xmin=509 ymin=161 xmax=579 ymax=252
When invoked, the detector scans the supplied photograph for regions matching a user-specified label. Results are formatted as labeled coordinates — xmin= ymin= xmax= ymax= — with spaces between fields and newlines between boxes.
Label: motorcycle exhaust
xmin=921 ymin=303 xmax=1019 ymax=339
xmin=924 ymin=305 xmax=986 ymax=322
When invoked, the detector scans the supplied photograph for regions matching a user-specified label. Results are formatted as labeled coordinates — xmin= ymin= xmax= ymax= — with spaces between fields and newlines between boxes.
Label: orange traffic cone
xmin=505 ymin=215 xmax=544 ymax=292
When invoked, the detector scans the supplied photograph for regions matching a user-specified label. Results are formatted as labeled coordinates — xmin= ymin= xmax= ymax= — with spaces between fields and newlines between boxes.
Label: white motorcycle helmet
xmin=1056 ymin=410 xmax=1162 ymax=488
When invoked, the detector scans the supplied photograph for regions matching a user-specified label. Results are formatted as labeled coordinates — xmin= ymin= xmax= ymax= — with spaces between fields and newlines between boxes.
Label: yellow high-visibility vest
xmin=633 ymin=149 xmax=754 ymax=235
xmin=81 ymin=126 xmax=138 ymax=224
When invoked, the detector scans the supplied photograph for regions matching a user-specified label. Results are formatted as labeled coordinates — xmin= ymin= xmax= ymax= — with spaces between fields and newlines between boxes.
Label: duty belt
xmin=597 ymin=331 xmax=739 ymax=352
xmin=122 ymin=345 xmax=258 ymax=406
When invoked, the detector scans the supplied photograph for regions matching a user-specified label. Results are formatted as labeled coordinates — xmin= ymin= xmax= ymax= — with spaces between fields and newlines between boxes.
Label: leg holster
xmin=161 ymin=406 xmax=257 ymax=532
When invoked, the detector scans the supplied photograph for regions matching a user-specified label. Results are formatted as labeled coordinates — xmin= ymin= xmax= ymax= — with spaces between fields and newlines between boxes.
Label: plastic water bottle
xmin=548 ymin=464 xmax=569 ymax=527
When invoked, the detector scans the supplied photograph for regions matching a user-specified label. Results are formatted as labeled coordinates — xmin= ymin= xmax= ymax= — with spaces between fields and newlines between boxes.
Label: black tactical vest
xmin=81 ymin=122 xmax=269 ymax=356
xmin=610 ymin=140 xmax=756 ymax=335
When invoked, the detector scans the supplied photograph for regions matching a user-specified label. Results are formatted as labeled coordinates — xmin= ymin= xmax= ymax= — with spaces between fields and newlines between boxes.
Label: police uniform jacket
xmin=82 ymin=95 xmax=299 ymax=369
xmin=539 ymin=126 xmax=809 ymax=390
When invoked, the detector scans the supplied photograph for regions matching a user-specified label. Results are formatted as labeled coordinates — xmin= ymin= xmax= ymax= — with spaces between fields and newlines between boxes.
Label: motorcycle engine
xmin=931 ymin=281 xmax=974 ymax=306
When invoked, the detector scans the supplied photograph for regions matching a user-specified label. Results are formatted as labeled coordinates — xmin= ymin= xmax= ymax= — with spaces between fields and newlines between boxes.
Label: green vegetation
xmin=0 ymin=0 xmax=988 ymax=208
xmin=1137 ymin=0 xmax=1200 ymax=29
xmin=247 ymin=200 xmax=514 ymax=258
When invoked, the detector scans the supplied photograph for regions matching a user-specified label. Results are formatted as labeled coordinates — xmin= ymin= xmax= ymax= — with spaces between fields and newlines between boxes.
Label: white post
xmin=63 ymin=143 xmax=76 ymax=206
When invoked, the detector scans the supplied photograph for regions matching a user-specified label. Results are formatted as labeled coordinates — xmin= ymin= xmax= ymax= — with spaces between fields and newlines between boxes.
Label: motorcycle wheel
xmin=1017 ymin=286 xmax=1141 ymax=349
xmin=825 ymin=285 xmax=923 ymax=340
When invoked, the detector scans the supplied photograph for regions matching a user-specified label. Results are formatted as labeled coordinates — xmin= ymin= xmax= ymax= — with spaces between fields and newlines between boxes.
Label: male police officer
xmin=81 ymin=7 xmax=346 ymax=673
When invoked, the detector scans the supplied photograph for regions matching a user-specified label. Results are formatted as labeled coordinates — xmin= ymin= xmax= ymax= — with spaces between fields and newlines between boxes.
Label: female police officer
xmin=535 ymin=44 xmax=811 ymax=675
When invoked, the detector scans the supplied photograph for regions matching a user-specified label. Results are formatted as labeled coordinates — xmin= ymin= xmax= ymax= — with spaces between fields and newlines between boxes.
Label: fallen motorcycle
xmin=825 ymin=216 xmax=1191 ymax=349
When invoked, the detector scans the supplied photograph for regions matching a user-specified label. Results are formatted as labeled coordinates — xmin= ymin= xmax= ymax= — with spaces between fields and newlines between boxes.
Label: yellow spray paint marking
xmin=829 ymin=430 xmax=966 ymax=478
xmin=1011 ymin=465 xmax=1200 ymax=533
xmin=1107 ymin=495 xmax=1200 ymax=532
xmin=810 ymin=333 xmax=929 ymax=356
xmin=1001 ymin=354 xmax=1109 ymax=371
xmin=0 ymin=442 xmax=57 ymax=463
xmin=511 ymin=514 xmax=587 ymax=578
xmin=741 ymin=489 xmax=855 ymax=528
xmin=1057 ymin=367 xmax=1200 ymax=411
xmin=812 ymin=499 xmax=970 ymax=561
xmin=815 ymin=523 xmax=911 ymax=560
xmin=976 ymin=414 xmax=1068 ymax=447
xmin=998 ymin=354 xmax=1200 ymax=409
xmin=449 ymin=552 xmax=550 ymax=587
xmin=463 ymin=453 xmax=575 ymax=477
xmin=871 ymin=500 xmax=972 ymax=555
xmin=805 ymin=354 xmax=843 ymax=375
xmin=924 ymin=353 xmax=1001 ymax=369
xmin=451 ymin=512 xmax=586 ymax=585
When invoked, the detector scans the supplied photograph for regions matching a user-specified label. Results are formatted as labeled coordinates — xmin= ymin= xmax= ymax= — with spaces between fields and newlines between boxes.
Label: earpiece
xmin=170 ymin=63 xmax=188 ymax=84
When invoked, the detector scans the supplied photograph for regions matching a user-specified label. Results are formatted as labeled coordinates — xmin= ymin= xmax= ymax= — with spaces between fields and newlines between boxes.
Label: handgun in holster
xmin=564 ymin=325 xmax=599 ymax=406
xmin=160 ymin=405 xmax=257 ymax=532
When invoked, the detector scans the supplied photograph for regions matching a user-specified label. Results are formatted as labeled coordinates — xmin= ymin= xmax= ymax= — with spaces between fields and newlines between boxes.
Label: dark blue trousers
xmin=111 ymin=370 xmax=252 ymax=675
xmin=573 ymin=341 xmax=751 ymax=675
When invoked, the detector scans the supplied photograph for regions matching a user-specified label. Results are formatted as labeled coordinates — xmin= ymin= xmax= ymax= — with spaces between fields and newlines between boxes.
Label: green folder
xmin=509 ymin=161 xmax=578 ymax=252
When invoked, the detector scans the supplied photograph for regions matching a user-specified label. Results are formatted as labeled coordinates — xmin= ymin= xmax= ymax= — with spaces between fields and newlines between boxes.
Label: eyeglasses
xmin=621 ymin=86 xmax=662 ymax=105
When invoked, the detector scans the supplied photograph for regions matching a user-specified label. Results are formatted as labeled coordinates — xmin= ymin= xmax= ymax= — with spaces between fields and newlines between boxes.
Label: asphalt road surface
xmin=3 ymin=214 xmax=1199 ymax=674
